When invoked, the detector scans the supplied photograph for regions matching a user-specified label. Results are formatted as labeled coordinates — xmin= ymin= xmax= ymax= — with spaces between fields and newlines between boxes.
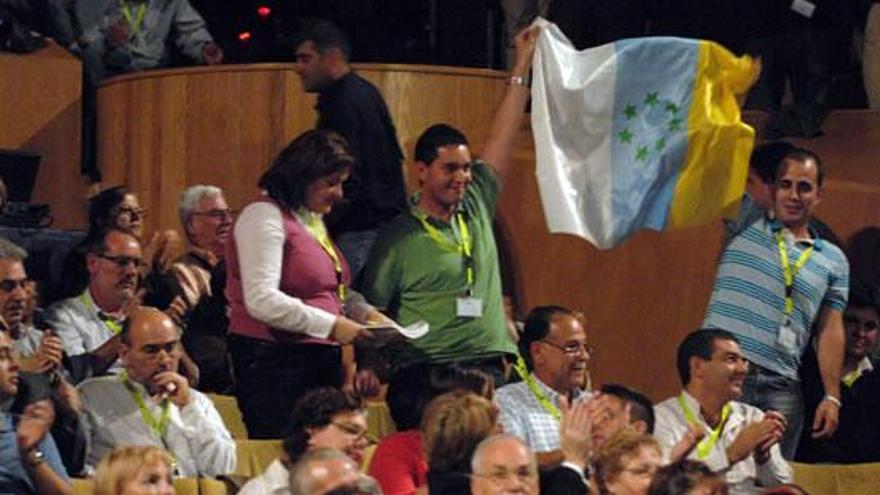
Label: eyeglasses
xmin=472 ymin=467 xmax=537 ymax=484
xmin=190 ymin=209 xmax=234 ymax=220
xmin=331 ymin=421 xmax=368 ymax=440
xmin=844 ymin=315 xmax=880 ymax=332
xmin=116 ymin=206 xmax=147 ymax=220
xmin=539 ymin=340 xmax=593 ymax=357
xmin=97 ymin=254 xmax=146 ymax=270
xmin=0 ymin=278 xmax=29 ymax=293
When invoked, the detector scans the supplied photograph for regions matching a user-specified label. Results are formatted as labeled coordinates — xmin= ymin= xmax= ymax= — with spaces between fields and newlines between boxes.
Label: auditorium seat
xmin=792 ymin=461 xmax=880 ymax=495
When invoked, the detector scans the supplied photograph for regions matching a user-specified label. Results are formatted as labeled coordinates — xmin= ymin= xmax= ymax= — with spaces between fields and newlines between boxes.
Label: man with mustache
xmin=46 ymin=228 xmax=143 ymax=380
xmin=145 ymin=185 xmax=233 ymax=392
xmin=0 ymin=237 xmax=64 ymax=375
xmin=654 ymin=329 xmax=792 ymax=494
xmin=78 ymin=307 xmax=235 ymax=476
xmin=495 ymin=305 xmax=604 ymax=469
xmin=797 ymin=279 xmax=880 ymax=463
xmin=703 ymin=147 xmax=848 ymax=458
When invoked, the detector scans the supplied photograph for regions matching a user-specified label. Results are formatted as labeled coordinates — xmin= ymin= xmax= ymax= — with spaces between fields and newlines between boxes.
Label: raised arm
xmin=481 ymin=26 xmax=538 ymax=176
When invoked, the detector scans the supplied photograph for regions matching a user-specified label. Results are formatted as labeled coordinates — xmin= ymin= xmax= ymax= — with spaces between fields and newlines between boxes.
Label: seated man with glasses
xmin=77 ymin=307 xmax=235 ymax=477
xmin=495 ymin=305 xmax=609 ymax=470
xmin=46 ymin=228 xmax=144 ymax=381
xmin=797 ymin=279 xmax=880 ymax=463
xmin=144 ymin=185 xmax=235 ymax=393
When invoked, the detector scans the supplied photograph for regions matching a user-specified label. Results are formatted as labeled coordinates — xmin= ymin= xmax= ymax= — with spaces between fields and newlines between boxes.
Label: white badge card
xmin=456 ymin=297 xmax=484 ymax=318
xmin=790 ymin=0 xmax=816 ymax=18
xmin=776 ymin=322 xmax=798 ymax=353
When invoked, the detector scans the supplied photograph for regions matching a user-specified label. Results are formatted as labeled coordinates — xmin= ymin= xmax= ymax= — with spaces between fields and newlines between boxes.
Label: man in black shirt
xmin=798 ymin=278 xmax=880 ymax=463
xmin=293 ymin=19 xmax=407 ymax=284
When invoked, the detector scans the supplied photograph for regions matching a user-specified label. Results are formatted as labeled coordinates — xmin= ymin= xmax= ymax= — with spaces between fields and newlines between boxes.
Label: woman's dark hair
xmin=387 ymin=363 xmax=494 ymax=431
xmin=88 ymin=186 xmax=130 ymax=235
xmin=282 ymin=387 xmax=363 ymax=462
xmin=258 ymin=129 xmax=354 ymax=211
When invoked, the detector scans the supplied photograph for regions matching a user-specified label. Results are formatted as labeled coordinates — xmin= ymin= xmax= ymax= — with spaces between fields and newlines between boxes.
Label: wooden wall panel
xmin=0 ymin=42 xmax=85 ymax=228
xmin=97 ymin=65 xmax=880 ymax=401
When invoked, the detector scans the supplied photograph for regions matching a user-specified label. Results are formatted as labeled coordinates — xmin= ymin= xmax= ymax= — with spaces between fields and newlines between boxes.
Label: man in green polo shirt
xmin=361 ymin=27 xmax=538 ymax=383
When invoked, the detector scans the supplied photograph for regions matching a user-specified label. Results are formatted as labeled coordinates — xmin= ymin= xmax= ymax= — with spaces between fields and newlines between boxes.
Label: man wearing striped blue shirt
xmin=704 ymin=147 xmax=848 ymax=459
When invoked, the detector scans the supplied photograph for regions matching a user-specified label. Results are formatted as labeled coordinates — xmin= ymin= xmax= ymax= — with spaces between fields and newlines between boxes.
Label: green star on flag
xmin=636 ymin=145 xmax=649 ymax=161
xmin=618 ymin=128 xmax=633 ymax=144
xmin=668 ymin=118 xmax=682 ymax=131
xmin=623 ymin=104 xmax=637 ymax=120
xmin=665 ymin=102 xmax=679 ymax=114
xmin=655 ymin=137 xmax=667 ymax=151
xmin=644 ymin=92 xmax=659 ymax=107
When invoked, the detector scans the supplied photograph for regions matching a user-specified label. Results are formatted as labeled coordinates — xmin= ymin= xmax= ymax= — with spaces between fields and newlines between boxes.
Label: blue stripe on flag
xmin=609 ymin=37 xmax=699 ymax=244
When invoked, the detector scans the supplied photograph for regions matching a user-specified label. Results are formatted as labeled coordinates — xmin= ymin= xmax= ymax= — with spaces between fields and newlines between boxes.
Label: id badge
xmin=790 ymin=0 xmax=816 ymax=18
xmin=776 ymin=322 xmax=798 ymax=354
xmin=456 ymin=297 xmax=483 ymax=318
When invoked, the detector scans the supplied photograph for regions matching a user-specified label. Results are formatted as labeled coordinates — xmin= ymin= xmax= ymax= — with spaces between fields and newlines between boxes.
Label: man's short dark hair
xmin=87 ymin=227 xmax=139 ymax=257
xmin=414 ymin=124 xmax=469 ymax=165
xmin=848 ymin=277 xmax=880 ymax=316
xmin=258 ymin=129 xmax=354 ymax=211
xmin=750 ymin=141 xmax=797 ymax=185
xmin=601 ymin=384 xmax=655 ymax=434
xmin=676 ymin=329 xmax=739 ymax=386
xmin=294 ymin=18 xmax=352 ymax=62
xmin=777 ymin=147 xmax=825 ymax=187
xmin=518 ymin=305 xmax=577 ymax=370
xmin=282 ymin=387 xmax=363 ymax=462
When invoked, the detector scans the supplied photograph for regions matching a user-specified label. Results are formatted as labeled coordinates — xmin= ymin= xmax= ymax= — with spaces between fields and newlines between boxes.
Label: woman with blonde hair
xmin=421 ymin=390 xmax=498 ymax=495
xmin=594 ymin=429 xmax=663 ymax=495
xmin=94 ymin=446 xmax=175 ymax=495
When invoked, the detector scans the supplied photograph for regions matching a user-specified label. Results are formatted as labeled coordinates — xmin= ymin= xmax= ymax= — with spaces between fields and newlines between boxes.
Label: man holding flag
xmin=704 ymin=147 xmax=848 ymax=459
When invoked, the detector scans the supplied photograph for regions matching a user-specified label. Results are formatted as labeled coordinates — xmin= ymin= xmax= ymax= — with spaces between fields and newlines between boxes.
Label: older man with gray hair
xmin=145 ymin=184 xmax=233 ymax=392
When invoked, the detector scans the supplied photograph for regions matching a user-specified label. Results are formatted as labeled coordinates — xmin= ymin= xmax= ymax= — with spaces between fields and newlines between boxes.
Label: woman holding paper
xmin=226 ymin=129 xmax=385 ymax=438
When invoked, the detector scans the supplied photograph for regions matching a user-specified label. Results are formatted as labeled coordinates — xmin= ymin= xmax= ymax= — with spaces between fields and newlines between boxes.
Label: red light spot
xmin=257 ymin=6 xmax=271 ymax=18
xmin=238 ymin=31 xmax=252 ymax=41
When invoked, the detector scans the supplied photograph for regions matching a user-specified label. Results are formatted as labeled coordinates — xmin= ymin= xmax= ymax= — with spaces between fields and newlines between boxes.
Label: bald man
xmin=78 ymin=307 xmax=235 ymax=476
xmin=289 ymin=448 xmax=364 ymax=495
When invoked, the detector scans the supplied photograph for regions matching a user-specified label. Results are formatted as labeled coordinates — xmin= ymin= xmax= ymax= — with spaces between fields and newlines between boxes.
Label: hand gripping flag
xmin=531 ymin=18 xmax=757 ymax=249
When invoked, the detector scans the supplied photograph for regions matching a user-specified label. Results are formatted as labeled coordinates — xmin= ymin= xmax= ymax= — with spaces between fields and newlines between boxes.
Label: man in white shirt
xmin=78 ymin=307 xmax=235 ymax=477
xmin=45 ymin=228 xmax=141 ymax=380
xmin=654 ymin=329 xmax=792 ymax=494
xmin=495 ymin=305 xmax=605 ymax=468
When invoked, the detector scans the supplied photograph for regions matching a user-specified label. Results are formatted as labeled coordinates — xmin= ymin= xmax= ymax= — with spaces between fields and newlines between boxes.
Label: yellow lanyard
xmin=79 ymin=293 xmax=124 ymax=335
xmin=412 ymin=209 xmax=475 ymax=293
xmin=121 ymin=372 xmax=171 ymax=439
xmin=512 ymin=355 xmax=561 ymax=421
xmin=677 ymin=394 xmax=731 ymax=460
xmin=119 ymin=0 xmax=147 ymax=34
xmin=303 ymin=215 xmax=346 ymax=302
xmin=774 ymin=231 xmax=814 ymax=317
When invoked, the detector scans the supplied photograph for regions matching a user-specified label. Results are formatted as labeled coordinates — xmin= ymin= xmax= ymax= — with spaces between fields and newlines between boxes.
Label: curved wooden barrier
xmin=98 ymin=64 xmax=880 ymax=400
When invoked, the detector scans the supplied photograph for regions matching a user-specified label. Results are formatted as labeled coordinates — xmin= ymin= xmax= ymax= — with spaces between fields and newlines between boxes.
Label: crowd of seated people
xmin=4 ymin=12 xmax=880 ymax=495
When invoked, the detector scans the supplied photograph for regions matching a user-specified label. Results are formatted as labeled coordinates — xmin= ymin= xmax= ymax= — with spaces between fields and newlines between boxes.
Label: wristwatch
xmin=23 ymin=450 xmax=45 ymax=468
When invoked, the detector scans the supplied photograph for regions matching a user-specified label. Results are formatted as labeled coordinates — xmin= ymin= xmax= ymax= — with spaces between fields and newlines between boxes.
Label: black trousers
xmin=230 ymin=334 xmax=343 ymax=439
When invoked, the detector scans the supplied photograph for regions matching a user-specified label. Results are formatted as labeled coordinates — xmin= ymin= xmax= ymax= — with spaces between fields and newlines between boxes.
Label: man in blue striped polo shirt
xmin=704 ymin=147 xmax=848 ymax=459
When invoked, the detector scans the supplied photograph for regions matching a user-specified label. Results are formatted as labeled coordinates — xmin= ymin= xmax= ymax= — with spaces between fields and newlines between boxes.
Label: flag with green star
xmin=532 ymin=19 xmax=756 ymax=248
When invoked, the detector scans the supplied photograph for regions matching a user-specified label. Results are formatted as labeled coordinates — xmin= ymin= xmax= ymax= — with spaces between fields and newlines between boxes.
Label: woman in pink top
xmin=226 ymin=129 xmax=380 ymax=438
